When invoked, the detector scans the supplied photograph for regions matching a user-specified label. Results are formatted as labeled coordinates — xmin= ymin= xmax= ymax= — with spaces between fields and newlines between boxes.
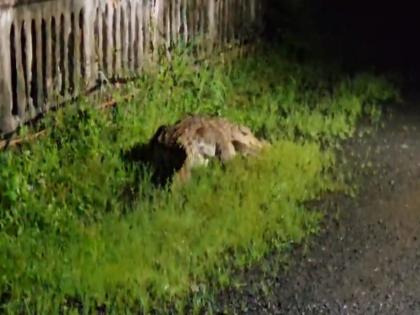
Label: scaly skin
xmin=149 ymin=115 xmax=269 ymax=183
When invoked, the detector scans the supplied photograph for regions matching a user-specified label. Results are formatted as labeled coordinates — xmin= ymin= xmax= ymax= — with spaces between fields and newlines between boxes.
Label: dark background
xmin=264 ymin=0 xmax=420 ymax=87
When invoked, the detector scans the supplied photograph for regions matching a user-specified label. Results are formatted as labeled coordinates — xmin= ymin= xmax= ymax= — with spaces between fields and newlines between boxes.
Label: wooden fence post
xmin=0 ymin=0 xmax=265 ymax=135
xmin=0 ymin=9 xmax=18 ymax=135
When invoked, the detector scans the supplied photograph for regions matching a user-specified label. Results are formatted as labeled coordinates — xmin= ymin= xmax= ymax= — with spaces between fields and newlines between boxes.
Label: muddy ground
xmin=212 ymin=94 xmax=420 ymax=314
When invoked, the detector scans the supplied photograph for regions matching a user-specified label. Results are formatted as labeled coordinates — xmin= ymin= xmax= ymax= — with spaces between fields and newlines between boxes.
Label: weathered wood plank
xmin=14 ymin=20 xmax=27 ymax=116
xmin=0 ymin=0 xmax=264 ymax=134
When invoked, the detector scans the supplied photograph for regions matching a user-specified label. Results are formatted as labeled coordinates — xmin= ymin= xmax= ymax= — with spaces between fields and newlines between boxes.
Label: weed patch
xmin=0 ymin=46 xmax=398 ymax=313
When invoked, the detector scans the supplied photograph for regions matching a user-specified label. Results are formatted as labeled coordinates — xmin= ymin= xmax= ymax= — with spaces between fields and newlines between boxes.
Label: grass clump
xmin=0 ymin=46 xmax=398 ymax=314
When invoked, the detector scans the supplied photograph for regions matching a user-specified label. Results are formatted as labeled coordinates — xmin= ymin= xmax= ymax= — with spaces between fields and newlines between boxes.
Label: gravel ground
xmin=212 ymin=96 xmax=420 ymax=315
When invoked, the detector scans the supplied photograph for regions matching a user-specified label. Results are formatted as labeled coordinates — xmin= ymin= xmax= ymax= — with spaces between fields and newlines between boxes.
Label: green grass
xmin=0 ymin=45 xmax=398 ymax=314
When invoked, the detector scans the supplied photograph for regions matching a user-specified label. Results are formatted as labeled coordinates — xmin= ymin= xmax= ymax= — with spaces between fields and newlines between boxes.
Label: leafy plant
xmin=0 ymin=45 xmax=398 ymax=314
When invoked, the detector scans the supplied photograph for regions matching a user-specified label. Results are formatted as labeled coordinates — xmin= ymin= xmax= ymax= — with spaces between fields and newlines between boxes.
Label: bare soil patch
xmin=213 ymin=96 xmax=420 ymax=315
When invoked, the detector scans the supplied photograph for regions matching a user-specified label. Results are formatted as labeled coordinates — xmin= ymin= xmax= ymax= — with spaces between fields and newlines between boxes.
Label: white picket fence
xmin=0 ymin=0 xmax=263 ymax=134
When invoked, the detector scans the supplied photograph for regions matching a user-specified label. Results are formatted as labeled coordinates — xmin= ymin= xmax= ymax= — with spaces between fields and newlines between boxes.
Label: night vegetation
xmin=0 ymin=44 xmax=398 ymax=313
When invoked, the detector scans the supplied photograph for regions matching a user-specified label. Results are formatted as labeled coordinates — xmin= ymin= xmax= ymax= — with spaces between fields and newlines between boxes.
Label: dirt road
xmin=214 ymin=96 xmax=420 ymax=314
